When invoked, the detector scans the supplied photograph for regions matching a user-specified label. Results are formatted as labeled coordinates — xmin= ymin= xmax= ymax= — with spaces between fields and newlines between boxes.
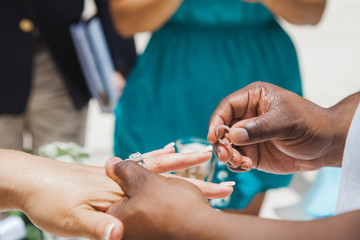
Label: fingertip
xmin=163 ymin=142 xmax=175 ymax=150
xmin=228 ymin=149 xmax=242 ymax=168
xmin=106 ymin=157 xmax=122 ymax=169
xmin=226 ymin=163 xmax=240 ymax=172
xmin=83 ymin=212 xmax=124 ymax=240
xmin=224 ymin=186 xmax=234 ymax=196
xmin=105 ymin=157 xmax=121 ymax=180
xmin=207 ymin=131 xmax=217 ymax=143
xmin=220 ymin=181 xmax=236 ymax=186
xmin=229 ymin=127 xmax=249 ymax=145
xmin=165 ymin=146 xmax=176 ymax=154
xmin=240 ymin=159 xmax=253 ymax=171
xmin=109 ymin=220 xmax=124 ymax=240
xmin=103 ymin=219 xmax=124 ymax=240
xmin=225 ymin=156 xmax=253 ymax=173
xmin=161 ymin=143 xmax=176 ymax=154
xmin=217 ymin=145 xmax=232 ymax=163
xmin=209 ymin=184 xmax=233 ymax=199
xmin=208 ymin=118 xmax=225 ymax=143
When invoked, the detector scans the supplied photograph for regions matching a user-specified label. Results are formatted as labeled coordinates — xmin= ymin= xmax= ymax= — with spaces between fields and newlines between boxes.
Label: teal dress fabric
xmin=114 ymin=0 xmax=302 ymax=210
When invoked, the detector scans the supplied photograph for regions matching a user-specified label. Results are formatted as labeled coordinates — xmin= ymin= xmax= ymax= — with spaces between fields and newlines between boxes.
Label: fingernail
xmin=220 ymin=181 xmax=236 ymax=186
xmin=199 ymin=145 xmax=213 ymax=154
xmin=234 ymin=128 xmax=249 ymax=143
xmin=108 ymin=157 xmax=122 ymax=166
xmin=163 ymin=142 xmax=175 ymax=149
xmin=241 ymin=163 xmax=251 ymax=171
xmin=104 ymin=223 xmax=115 ymax=240
xmin=227 ymin=161 xmax=235 ymax=167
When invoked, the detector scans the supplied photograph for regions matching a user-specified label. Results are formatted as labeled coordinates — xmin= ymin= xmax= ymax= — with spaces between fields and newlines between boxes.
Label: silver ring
xmin=216 ymin=125 xmax=232 ymax=146
xmin=127 ymin=152 xmax=146 ymax=168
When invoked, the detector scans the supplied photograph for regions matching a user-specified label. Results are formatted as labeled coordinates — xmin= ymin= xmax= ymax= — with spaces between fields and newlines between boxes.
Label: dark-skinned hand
xmin=208 ymin=82 xmax=356 ymax=174
xmin=106 ymin=160 xmax=218 ymax=240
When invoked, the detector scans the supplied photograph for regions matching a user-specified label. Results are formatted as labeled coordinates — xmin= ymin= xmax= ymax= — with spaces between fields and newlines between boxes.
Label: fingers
xmin=215 ymin=142 xmax=233 ymax=163
xmin=208 ymin=82 xmax=291 ymax=145
xmin=208 ymin=83 xmax=262 ymax=143
xmin=106 ymin=160 xmax=155 ymax=197
xmin=215 ymin=143 xmax=254 ymax=172
xmin=106 ymin=144 xmax=212 ymax=188
xmin=142 ymin=142 xmax=175 ymax=158
xmin=74 ymin=209 xmax=123 ymax=240
xmin=228 ymin=108 xmax=295 ymax=145
xmin=226 ymin=155 xmax=253 ymax=173
xmin=107 ymin=145 xmax=212 ymax=174
xmin=208 ymin=89 xmax=250 ymax=143
xmin=145 ymin=146 xmax=213 ymax=173
xmin=207 ymin=82 xmax=298 ymax=146
xmin=161 ymin=173 xmax=234 ymax=199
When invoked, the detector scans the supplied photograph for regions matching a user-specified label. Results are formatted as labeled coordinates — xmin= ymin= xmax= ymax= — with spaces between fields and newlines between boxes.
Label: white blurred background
xmin=84 ymin=0 xmax=360 ymax=219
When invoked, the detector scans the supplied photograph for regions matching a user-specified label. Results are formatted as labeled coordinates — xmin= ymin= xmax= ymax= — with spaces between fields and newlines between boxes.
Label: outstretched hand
xmin=107 ymin=144 xmax=234 ymax=199
xmin=1 ymin=144 xmax=233 ymax=240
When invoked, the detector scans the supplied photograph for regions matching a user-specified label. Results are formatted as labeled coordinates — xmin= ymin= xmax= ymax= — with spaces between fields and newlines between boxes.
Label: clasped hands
xmin=8 ymin=82 xmax=354 ymax=240
xmin=4 ymin=143 xmax=232 ymax=240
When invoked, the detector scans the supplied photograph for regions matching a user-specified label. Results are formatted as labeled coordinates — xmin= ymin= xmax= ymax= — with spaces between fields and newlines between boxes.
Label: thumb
xmin=105 ymin=158 xmax=153 ymax=197
xmin=229 ymin=108 xmax=295 ymax=145
xmin=75 ymin=209 xmax=123 ymax=240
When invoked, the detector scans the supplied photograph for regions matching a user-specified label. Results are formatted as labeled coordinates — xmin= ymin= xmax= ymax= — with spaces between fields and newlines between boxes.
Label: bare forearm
xmin=110 ymin=0 xmax=182 ymax=37
xmin=0 ymin=150 xmax=31 ymax=210
xmin=199 ymin=209 xmax=360 ymax=239
xmin=262 ymin=0 xmax=326 ymax=25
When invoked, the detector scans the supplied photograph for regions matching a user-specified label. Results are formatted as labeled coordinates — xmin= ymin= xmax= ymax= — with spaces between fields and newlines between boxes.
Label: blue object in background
xmin=305 ymin=167 xmax=342 ymax=218
xmin=275 ymin=167 xmax=342 ymax=220
xmin=70 ymin=17 xmax=118 ymax=113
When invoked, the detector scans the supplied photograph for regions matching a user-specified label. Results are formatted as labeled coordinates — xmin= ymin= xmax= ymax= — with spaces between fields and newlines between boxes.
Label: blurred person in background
xmin=110 ymin=0 xmax=326 ymax=215
xmin=0 ymin=0 xmax=136 ymax=154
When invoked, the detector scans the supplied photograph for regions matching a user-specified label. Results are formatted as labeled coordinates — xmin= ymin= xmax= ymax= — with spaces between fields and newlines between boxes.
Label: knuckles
xmin=113 ymin=160 xmax=141 ymax=179
xmin=150 ymin=156 xmax=165 ymax=173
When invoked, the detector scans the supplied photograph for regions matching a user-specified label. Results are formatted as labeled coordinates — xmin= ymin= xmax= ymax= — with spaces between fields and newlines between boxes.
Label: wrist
xmin=182 ymin=207 xmax=233 ymax=240
xmin=324 ymin=93 xmax=360 ymax=167
xmin=0 ymin=150 xmax=38 ymax=211
xmin=0 ymin=150 xmax=24 ymax=210
xmin=323 ymin=107 xmax=346 ymax=167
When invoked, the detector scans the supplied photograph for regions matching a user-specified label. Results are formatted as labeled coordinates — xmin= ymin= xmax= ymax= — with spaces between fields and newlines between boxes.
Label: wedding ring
xmin=127 ymin=152 xmax=146 ymax=168
xmin=216 ymin=125 xmax=232 ymax=146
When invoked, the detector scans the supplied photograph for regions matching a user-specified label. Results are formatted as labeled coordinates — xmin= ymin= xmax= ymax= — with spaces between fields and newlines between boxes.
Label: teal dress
xmin=114 ymin=0 xmax=302 ymax=210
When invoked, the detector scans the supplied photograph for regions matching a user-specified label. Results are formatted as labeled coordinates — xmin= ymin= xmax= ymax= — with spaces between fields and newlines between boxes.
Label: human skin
xmin=110 ymin=0 xmax=326 ymax=37
xmin=207 ymin=82 xmax=360 ymax=173
xmin=244 ymin=0 xmax=326 ymax=25
xmin=107 ymin=160 xmax=360 ymax=240
xmin=106 ymin=82 xmax=360 ymax=238
xmin=0 ymin=145 xmax=232 ymax=239
xmin=110 ymin=0 xmax=183 ymax=37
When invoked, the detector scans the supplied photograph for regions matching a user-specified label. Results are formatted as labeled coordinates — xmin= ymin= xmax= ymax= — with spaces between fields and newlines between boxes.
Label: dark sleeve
xmin=95 ymin=0 xmax=136 ymax=77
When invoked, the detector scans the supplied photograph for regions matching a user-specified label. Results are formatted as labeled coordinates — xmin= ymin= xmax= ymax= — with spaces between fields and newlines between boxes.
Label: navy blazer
xmin=0 ymin=0 xmax=136 ymax=114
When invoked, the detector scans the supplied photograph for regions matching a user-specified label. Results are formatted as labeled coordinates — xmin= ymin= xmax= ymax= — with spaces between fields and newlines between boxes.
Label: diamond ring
xmin=127 ymin=152 xmax=146 ymax=168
